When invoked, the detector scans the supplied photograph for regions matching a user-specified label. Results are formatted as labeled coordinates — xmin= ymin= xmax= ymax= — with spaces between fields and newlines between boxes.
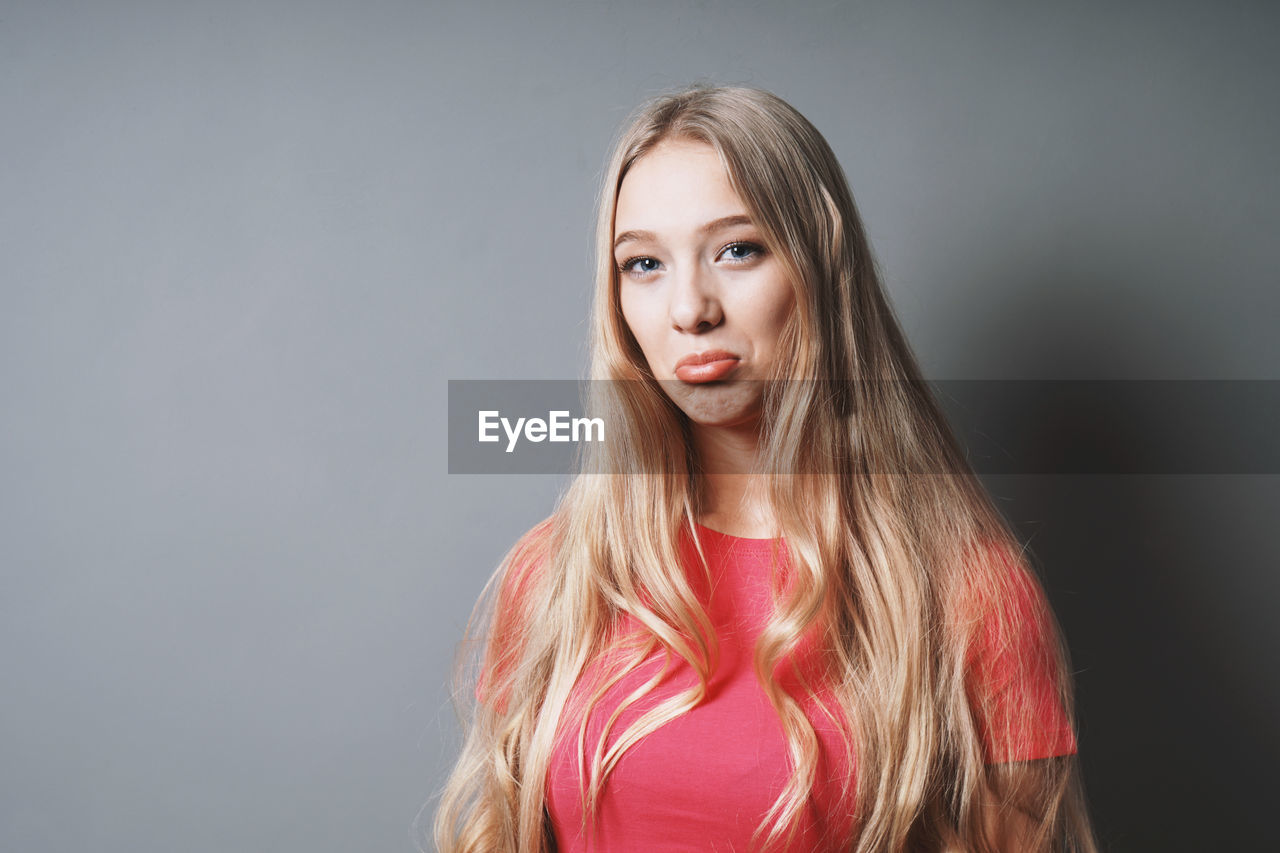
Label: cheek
xmin=758 ymin=283 xmax=797 ymax=341
xmin=751 ymin=283 xmax=797 ymax=368
xmin=618 ymin=290 xmax=638 ymax=338
xmin=619 ymin=290 xmax=657 ymax=356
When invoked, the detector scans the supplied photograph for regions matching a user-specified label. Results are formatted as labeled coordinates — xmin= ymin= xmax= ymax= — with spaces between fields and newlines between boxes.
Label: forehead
xmin=614 ymin=139 xmax=748 ymax=233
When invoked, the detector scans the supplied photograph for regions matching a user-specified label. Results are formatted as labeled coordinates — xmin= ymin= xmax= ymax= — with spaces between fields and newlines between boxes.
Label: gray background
xmin=2 ymin=1 xmax=1276 ymax=850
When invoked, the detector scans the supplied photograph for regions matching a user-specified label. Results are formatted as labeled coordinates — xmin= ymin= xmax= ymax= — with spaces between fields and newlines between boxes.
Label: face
xmin=614 ymin=138 xmax=796 ymax=429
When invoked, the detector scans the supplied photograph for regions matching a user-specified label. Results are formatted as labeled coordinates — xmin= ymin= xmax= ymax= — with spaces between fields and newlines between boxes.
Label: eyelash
xmin=617 ymin=241 xmax=766 ymax=276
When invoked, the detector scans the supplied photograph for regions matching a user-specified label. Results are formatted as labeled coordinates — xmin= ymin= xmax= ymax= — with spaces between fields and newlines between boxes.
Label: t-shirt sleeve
xmin=964 ymin=545 xmax=1078 ymax=764
xmin=473 ymin=520 xmax=553 ymax=709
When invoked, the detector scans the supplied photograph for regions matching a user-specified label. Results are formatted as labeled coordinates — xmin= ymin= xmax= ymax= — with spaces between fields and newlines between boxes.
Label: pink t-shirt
xmin=482 ymin=521 xmax=1077 ymax=851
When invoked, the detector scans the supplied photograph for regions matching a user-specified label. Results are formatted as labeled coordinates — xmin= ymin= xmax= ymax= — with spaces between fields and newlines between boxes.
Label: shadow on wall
xmin=963 ymin=256 xmax=1279 ymax=851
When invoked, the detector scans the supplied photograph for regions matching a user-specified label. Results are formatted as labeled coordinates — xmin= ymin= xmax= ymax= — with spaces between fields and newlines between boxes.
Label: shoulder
xmin=496 ymin=515 xmax=557 ymax=608
xmin=956 ymin=539 xmax=1061 ymax=685
xmin=475 ymin=516 xmax=558 ymax=708
xmin=955 ymin=540 xmax=1050 ymax=648
xmin=957 ymin=538 xmax=1078 ymax=762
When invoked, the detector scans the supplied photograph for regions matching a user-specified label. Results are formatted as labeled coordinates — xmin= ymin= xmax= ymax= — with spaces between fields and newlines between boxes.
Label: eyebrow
xmin=613 ymin=214 xmax=756 ymax=251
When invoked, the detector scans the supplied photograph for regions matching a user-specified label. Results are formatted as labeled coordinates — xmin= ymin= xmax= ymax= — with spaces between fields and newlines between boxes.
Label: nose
xmin=669 ymin=259 xmax=722 ymax=333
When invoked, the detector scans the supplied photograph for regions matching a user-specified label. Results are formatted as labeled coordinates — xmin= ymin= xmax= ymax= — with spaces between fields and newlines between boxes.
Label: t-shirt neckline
xmin=691 ymin=520 xmax=785 ymax=547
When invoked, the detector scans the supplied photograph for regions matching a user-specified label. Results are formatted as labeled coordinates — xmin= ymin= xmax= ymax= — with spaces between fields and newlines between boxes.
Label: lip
xmin=674 ymin=349 xmax=741 ymax=370
xmin=674 ymin=350 xmax=741 ymax=383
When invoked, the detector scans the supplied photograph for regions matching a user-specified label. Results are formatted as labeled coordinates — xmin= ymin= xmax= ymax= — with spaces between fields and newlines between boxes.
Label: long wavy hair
xmin=432 ymin=85 xmax=1098 ymax=852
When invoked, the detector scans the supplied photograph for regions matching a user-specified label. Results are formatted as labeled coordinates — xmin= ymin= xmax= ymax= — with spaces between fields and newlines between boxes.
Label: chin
xmin=661 ymin=383 xmax=764 ymax=429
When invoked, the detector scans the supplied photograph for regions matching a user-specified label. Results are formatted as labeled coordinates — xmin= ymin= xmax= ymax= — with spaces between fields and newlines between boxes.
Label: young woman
xmin=434 ymin=85 xmax=1098 ymax=852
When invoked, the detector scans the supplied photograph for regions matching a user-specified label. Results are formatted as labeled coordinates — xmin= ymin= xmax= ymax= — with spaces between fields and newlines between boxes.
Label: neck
xmin=691 ymin=421 xmax=778 ymax=538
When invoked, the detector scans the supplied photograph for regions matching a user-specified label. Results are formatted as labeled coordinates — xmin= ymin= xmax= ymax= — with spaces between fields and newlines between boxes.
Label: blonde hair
xmin=432 ymin=85 xmax=1098 ymax=852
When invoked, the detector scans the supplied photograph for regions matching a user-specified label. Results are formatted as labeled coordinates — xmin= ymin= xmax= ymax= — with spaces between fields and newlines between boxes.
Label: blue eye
xmin=718 ymin=242 xmax=764 ymax=263
xmin=618 ymin=256 xmax=661 ymax=276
